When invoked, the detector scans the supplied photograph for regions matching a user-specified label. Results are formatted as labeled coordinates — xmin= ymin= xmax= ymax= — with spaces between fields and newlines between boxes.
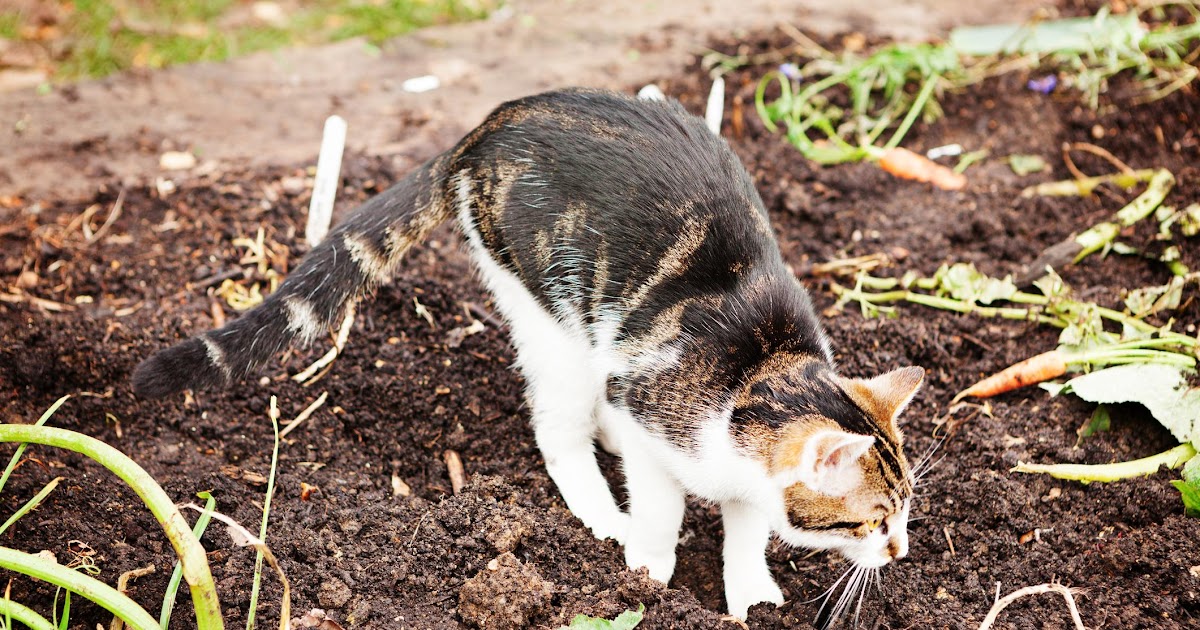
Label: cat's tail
xmin=132 ymin=154 xmax=454 ymax=398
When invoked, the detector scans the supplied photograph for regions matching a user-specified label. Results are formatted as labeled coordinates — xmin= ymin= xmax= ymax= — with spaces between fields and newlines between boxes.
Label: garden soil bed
xmin=2 ymin=26 xmax=1199 ymax=630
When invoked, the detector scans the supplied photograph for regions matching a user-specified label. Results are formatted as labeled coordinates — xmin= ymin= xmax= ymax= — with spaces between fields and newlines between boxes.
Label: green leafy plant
xmin=1172 ymin=457 xmax=1200 ymax=516
xmin=831 ymin=260 xmax=1200 ymax=513
xmin=1016 ymin=363 xmax=1200 ymax=495
xmin=745 ymin=3 xmax=1198 ymax=184
xmin=563 ymin=604 xmax=645 ymax=630
xmin=754 ymin=42 xmax=961 ymax=166
xmin=246 ymin=397 xmax=282 ymax=630
xmin=834 ymin=263 xmax=1196 ymax=351
xmin=3 ymin=0 xmax=496 ymax=81
xmin=0 ymin=396 xmax=222 ymax=629
xmin=949 ymin=3 xmax=1200 ymax=108
xmin=159 ymin=492 xmax=217 ymax=629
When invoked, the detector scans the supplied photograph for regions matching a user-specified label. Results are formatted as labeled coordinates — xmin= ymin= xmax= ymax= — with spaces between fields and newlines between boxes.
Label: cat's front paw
xmin=625 ymin=542 xmax=677 ymax=583
xmin=725 ymin=576 xmax=784 ymax=619
xmin=587 ymin=511 xmax=630 ymax=545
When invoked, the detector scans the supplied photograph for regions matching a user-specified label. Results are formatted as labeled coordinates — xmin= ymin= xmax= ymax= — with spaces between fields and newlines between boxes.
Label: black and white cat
xmin=134 ymin=88 xmax=923 ymax=622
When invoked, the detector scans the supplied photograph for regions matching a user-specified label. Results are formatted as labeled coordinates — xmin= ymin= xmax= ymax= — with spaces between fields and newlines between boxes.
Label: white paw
xmin=625 ymin=544 xmax=677 ymax=583
xmin=725 ymin=576 xmax=784 ymax=619
xmin=587 ymin=511 xmax=630 ymax=545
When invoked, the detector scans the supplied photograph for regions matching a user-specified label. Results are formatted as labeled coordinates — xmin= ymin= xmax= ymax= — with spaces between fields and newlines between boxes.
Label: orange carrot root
xmin=878 ymin=147 xmax=967 ymax=191
xmin=952 ymin=350 xmax=1069 ymax=403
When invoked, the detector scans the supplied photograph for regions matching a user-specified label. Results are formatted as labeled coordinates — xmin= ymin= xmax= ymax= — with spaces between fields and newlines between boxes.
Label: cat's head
xmin=738 ymin=364 xmax=924 ymax=568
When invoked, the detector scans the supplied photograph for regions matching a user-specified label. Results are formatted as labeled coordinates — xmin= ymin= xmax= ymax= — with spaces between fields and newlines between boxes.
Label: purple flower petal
xmin=1027 ymin=75 xmax=1058 ymax=94
xmin=779 ymin=63 xmax=802 ymax=81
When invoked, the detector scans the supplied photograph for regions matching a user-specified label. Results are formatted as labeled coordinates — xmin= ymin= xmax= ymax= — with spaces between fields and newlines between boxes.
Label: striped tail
xmin=132 ymin=155 xmax=452 ymax=398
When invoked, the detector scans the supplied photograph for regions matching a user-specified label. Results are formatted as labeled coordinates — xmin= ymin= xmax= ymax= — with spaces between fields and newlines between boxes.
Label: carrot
xmin=878 ymin=147 xmax=967 ymax=191
xmin=951 ymin=349 xmax=1069 ymax=404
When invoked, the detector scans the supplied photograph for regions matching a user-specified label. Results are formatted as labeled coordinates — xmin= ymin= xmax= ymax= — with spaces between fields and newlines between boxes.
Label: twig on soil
xmin=407 ymin=509 xmax=434 ymax=548
xmin=84 ymin=189 xmax=125 ymax=247
xmin=809 ymin=253 xmax=890 ymax=277
xmin=414 ymin=297 xmax=437 ymax=328
xmin=1062 ymin=142 xmax=1135 ymax=181
xmin=192 ymin=268 xmax=247 ymax=291
xmin=719 ymin=615 xmax=750 ymax=629
xmin=443 ymin=449 xmax=467 ymax=495
xmin=210 ymin=300 xmax=226 ymax=329
xmin=279 ymin=391 xmax=328 ymax=439
xmin=465 ymin=301 xmax=504 ymax=328
xmin=977 ymin=582 xmax=1086 ymax=630
xmin=293 ymin=304 xmax=355 ymax=386
xmin=391 ymin=474 xmax=411 ymax=498
xmin=0 ymin=291 xmax=75 ymax=312
xmin=943 ymin=527 xmax=956 ymax=556
xmin=110 ymin=564 xmax=154 ymax=630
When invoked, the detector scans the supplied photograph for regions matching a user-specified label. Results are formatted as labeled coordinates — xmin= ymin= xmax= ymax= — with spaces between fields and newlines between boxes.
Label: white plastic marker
xmin=306 ymin=114 xmax=347 ymax=248
xmin=705 ymin=76 xmax=725 ymax=135
xmin=637 ymin=84 xmax=666 ymax=101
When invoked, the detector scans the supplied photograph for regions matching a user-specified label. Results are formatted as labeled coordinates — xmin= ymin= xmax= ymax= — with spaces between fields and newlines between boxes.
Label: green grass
xmin=6 ymin=0 xmax=493 ymax=81
xmin=0 ymin=12 xmax=21 ymax=39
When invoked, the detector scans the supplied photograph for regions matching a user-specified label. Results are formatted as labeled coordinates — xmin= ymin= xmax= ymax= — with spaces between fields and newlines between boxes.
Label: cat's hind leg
xmin=463 ymin=254 xmax=627 ymax=542
xmin=521 ymin=345 xmax=629 ymax=543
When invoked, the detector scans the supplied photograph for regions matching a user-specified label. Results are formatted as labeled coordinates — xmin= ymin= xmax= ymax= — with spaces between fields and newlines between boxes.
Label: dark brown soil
xmin=2 ymin=24 xmax=1199 ymax=630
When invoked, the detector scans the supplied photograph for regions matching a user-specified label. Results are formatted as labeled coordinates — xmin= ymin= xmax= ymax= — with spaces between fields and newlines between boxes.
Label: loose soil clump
xmin=2 ymin=26 xmax=1199 ymax=630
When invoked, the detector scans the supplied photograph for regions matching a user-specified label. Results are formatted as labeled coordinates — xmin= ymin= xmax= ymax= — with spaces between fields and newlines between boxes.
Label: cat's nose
xmin=887 ymin=535 xmax=908 ymax=560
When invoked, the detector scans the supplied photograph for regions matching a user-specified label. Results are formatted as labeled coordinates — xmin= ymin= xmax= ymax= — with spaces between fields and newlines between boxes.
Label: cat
xmin=133 ymin=88 xmax=923 ymax=623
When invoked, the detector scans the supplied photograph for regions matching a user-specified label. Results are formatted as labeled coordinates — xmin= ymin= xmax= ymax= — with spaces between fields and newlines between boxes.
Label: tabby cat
xmin=133 ymin=88 xmax=923 ymax=622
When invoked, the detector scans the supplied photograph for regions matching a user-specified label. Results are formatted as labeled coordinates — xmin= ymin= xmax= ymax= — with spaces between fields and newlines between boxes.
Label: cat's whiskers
xmin=910 ymin=436 xmax=947 ymax=483
xmin=912 ymin=450 xmax=948 ymax=482
xmin=808 ymin=563 xmax=856 ymax=606
xmin=851 ymin=566 xmax=881 ymax=627
xmin=813 ymin=563 xmax=882 ymax=630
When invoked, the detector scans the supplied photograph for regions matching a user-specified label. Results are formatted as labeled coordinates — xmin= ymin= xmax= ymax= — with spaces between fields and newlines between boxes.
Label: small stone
xmin=318 ymin=578 xmax=352 ymax=609
xmin=15 ymin=270 xmax=38 ymax=289
xmin=159 ymin=151 xmax=197 ymax=170
xmin=391 ymin=474 xmax=411 ymax=497
xmin=459 ymin=553 xmax=553 ymax=629
xmin=280 ymin=176 xmax=308 ymax=194
xmin=482 ymin=506 xmax=534 ymax=553
xmin=338 ymin=518 xmax=362 ymax=536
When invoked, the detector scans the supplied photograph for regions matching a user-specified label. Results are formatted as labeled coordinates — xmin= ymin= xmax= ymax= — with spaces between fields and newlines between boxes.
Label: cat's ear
xmin=841 ymin=366 xmax=924 ymax=424
xmin=788 ymin=430 xmax=875 ymax=496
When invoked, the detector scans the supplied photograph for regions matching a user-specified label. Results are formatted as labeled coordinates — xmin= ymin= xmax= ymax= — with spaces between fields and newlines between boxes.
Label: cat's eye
xmin=865 ymin=518 xmax=883 ymax=531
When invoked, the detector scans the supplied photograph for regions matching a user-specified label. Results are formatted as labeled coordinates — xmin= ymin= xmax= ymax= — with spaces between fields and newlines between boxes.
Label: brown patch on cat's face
xmin=766 ymin=419 xmax=830 ymax=473
xmin=729 ymin=364 xmax=917 ymax=535
xmin=774 ymin=422 xmax=901 ymax=534
xmin=839 ymin=366 xmax=924 ymax=437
